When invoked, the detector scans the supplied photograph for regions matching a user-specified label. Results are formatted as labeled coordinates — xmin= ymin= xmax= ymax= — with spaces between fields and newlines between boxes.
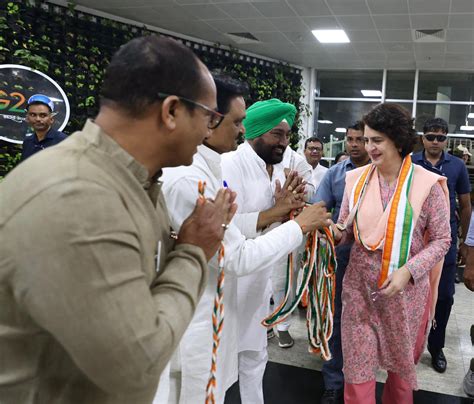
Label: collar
xmin=81 ymin=119 xmax=150 ymax=187
xmin=345 ymin=158 xmax=357 ymax=169
xmin=416 ymin=150 xmax=451 ymax=167
xmin=33 ymin=127 xmax=55 ymax=142
xmin=241 ymin=141 xmax=268 ymax=172
xmin=197 ymin=144 xmax=222 ymax=180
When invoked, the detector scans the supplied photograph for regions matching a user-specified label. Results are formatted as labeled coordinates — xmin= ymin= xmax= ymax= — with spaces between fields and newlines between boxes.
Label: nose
xmin=240 ymin=123 xmax=246 ymax=136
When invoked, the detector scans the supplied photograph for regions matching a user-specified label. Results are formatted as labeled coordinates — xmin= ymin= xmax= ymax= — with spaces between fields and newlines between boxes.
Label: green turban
xmin=244 ymin=99 xmax=297 ymax=140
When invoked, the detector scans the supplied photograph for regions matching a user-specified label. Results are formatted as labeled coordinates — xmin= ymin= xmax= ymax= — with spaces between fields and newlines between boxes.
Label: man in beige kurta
xmin=0 ymin=36 xmax=234 ymax=404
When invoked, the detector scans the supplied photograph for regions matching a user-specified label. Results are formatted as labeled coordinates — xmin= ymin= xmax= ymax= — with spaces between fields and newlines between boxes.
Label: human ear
xmin=160 ymin=96 xmax=181 ymax=131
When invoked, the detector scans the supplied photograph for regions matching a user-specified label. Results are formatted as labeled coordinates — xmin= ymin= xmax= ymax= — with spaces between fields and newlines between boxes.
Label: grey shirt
xmin=0 ymin=120 xmax=208 ymax=404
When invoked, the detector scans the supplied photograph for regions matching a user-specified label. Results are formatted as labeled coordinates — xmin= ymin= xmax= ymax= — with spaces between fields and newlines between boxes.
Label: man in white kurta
xmin=221 ymin=98 xmax=310 ymax=403
xmin=155 ymin=81 xmax=330 ymax=404
xmin=303 ymin=136 xmax=328 ymax=192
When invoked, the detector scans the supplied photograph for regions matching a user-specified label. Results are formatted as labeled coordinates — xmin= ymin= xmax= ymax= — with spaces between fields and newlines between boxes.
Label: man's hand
xmin=272 ymin=171 xmax=306 ymax=221
xmin=459 ymin=242 xmax=468 ymax=265
xmin=178 ymin=188 xmax=237 ymax=260
xmin=464 ymin=246 xmax=474 ymax=291
xmin=293 ymin=202 xmax=331 ymax=233
xmin=379 ymin=266 xmax=412 ymax=297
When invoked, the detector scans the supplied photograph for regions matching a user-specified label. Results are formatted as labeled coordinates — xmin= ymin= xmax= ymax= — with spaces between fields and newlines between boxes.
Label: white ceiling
xmin=71 ymin=0 xmax=474 ymax=70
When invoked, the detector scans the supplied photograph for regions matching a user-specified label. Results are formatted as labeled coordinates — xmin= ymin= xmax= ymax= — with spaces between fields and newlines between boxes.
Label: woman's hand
xmin=379 ymin=266 xmax=412 ymax=297
xmin=330 ymin=221 xmax=343 ymax=242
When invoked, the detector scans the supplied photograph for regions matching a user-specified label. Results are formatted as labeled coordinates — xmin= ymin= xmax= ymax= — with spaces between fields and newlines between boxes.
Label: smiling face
xmin=164 ymin=62 xmax=218 ymax=167
xmin=304 ymin=140 xmax=323 ymax=167
xmin=205 ymin=96 xmax=246 ymax=154
xmin=364 ymin=125 xmax=401 ymax=169
xmin=250 ymin=121 xmax=290 ymax=165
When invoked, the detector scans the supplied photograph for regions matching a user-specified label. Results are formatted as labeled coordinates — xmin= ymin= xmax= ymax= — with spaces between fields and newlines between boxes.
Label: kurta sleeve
xmin=163 ymin=176 xmax=303 ymax=278
xmin=222 ymin=155 xmax=260 ymax=239
xmin=405 ymin=182 xmax=451 ymax=282
xmin=10 ymin=180 xmax=207 ymax=395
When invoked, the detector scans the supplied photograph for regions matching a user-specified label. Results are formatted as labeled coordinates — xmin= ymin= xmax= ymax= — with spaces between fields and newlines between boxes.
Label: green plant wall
xmin=0 ymin=0 xmax=305 ymax=177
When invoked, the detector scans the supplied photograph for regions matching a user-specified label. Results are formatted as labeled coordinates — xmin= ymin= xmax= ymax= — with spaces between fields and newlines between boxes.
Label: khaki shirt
xmin=0 ymin=120 xmax=208 ymax=403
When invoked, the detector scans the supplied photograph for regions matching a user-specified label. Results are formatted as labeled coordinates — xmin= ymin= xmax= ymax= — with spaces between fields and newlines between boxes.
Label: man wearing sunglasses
xmin=21 ymin=94 xmax=67 ymax=161
xmin=0 ymin=36 xmax=236 ymax=404
xmin=412 ymin=117 xmax=471 ymax=374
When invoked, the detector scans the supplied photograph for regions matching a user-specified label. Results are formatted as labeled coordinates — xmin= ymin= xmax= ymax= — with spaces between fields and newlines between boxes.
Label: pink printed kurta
xmin=338 ymin=179 xmax=451 ymax=389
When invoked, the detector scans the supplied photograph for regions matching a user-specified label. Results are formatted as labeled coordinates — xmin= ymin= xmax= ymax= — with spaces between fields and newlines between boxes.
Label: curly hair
xmin=362 ymin=103 xmax=417 ymax=157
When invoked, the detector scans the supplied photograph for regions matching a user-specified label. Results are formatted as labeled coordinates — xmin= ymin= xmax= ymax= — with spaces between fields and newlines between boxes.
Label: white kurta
xmin=155 ymin=145 xmax=303 ymax=404
xmin=280 ymin=147 xmax=315 ymax=200
xmin=221 ymin=141 xmax=291 ymax=352
xmin=310 ymin=163 xmax=328 ymax=192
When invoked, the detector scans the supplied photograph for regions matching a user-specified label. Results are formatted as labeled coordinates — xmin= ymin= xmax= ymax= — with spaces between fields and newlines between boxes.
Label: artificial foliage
xmin=0 ymin=0 xmax=305 ymax=177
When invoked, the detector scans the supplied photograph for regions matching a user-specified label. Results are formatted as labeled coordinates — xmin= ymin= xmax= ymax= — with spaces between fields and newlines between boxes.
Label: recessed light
xmin=335 ymin=128 xmax=346 ymax=133
xmin=361 ymin=90 xmax=382 ymax=97
xmin=312 ymin=29 xmax=350 ymax=44
xmin=460 ymin=125 xmax=474 ymax=131
xmin=318 ymin=120 xmax=333 ymax=124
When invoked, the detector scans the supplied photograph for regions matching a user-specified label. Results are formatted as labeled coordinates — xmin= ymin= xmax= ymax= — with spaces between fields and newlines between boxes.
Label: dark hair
xmin=423 ymin=117 xmax=448 ymax=135
xmin=100 ymin=35 xmax=205 ymax=116
xmin=304 ymin=136 xmax=323 ymax=149
xmin=212 ymin=71 xmax=248 ymax=114
xmin=362 ymin=103 xmax=417 ymax=157
xmin=347 ymin=120 xmax=364 ymax=133
xmin=334 ymin=151 xmax=348 ymax=164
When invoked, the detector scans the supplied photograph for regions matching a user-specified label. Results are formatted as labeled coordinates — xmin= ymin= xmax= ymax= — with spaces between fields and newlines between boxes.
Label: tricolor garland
xmin=262 ymin=217 xmax=337 ymax=361
xmin=349 ymin=155 xmax=414 ymax=288
xmin=199 ymin=181 xmax=226 ymax=404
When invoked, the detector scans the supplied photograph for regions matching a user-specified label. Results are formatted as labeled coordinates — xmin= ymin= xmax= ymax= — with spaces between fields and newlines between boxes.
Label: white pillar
xmin=298 ymin=67 xmax=316 ymax=153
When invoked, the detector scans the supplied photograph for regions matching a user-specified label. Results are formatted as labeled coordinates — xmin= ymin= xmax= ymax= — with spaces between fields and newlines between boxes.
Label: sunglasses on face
xmin=424 ymin=134 xmax=447 ymax=142
xmin=157 ymin=92 xmax=224 ymax=129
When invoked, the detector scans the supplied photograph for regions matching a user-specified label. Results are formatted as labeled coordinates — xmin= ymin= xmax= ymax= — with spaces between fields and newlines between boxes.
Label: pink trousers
xmin=344 ymin=372 xmax=413 ymax=404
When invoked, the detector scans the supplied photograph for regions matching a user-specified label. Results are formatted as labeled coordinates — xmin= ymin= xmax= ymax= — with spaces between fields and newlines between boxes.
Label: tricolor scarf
xmin=349 ymin=155 xmax=415 ymax=287
xmin=262 ymin=219 xmax=337 ymax=361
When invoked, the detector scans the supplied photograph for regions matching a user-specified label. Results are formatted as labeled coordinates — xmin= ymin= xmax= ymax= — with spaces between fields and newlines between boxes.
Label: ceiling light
xmin=460 ymin=125 xmax=474 ymax=131
xmin=312 ymin=29 xmax=350 ymax=44
xmin=361 ymin=90 xmax=382 ymax=97
xmin=318 ymin=120 xmax=333 ymax=124
xmin=468 ymin=113 xmax=474 ymax=119
xmin=335 ymin=128 xmax=346 ymax=133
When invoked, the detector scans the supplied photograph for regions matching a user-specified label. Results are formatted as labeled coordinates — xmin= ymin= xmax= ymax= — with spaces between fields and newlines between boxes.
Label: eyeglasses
xmin=306 ymin=146 xmax=322 ymax=152
xmin=424 ymin=134 xmax=447 ymax=142
xmin=157 ymin=92 xmax=224 ymax=129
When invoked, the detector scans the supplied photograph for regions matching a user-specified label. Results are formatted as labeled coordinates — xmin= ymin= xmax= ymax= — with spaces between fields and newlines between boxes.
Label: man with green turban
xmin=221 ymin=98 xmax=310 ymax=403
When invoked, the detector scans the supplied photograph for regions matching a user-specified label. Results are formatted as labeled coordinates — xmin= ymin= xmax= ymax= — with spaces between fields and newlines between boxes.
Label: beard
xmin=252 ymin=138 xmax=286 ymax=165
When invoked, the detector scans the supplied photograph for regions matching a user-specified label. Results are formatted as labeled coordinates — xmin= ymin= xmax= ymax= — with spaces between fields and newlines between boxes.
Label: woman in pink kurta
xmin=335 ymin=104 xmax=451 ymax=404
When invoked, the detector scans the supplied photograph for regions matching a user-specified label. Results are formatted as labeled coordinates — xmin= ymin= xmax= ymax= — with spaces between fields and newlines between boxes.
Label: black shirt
xmin=21 ymin=128 xmax=67 ymax=161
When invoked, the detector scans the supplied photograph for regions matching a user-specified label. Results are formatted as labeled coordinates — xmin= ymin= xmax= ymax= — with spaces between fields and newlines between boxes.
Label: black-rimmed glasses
xmin=424 ymin=134 xmax=447 ymax=142
xmin=157 ymin=92 xmax=224 ymax=129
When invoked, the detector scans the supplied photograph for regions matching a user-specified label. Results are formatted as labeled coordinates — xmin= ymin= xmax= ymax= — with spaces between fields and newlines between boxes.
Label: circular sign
xmin=0 ymin=64 xmax=70 ymax=143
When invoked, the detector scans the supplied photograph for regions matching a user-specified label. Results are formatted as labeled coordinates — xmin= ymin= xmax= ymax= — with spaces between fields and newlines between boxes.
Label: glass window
xmin=315 ymin=100 xmax=378 ymax=157
xmin=418 ymin=72 xmax=474 ymax=102
xmin=316 ymin=70 xmax=383 ymax=98
xmin=415 ymin=102 xmax=474 ymax=133
xmin=385 ymin=71 xmax=415 ymax=100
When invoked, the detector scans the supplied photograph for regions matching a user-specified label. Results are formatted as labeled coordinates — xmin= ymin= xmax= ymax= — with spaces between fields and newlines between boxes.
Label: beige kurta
xmin=0 ymin=120 xmax=208 ymax=404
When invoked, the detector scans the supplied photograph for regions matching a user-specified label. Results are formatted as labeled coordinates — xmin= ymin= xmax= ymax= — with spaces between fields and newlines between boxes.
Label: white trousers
xmin=238 ymin=349 xmax=268 ymax=404
xmin=271 ymin=249 xmax=301 ymax=332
